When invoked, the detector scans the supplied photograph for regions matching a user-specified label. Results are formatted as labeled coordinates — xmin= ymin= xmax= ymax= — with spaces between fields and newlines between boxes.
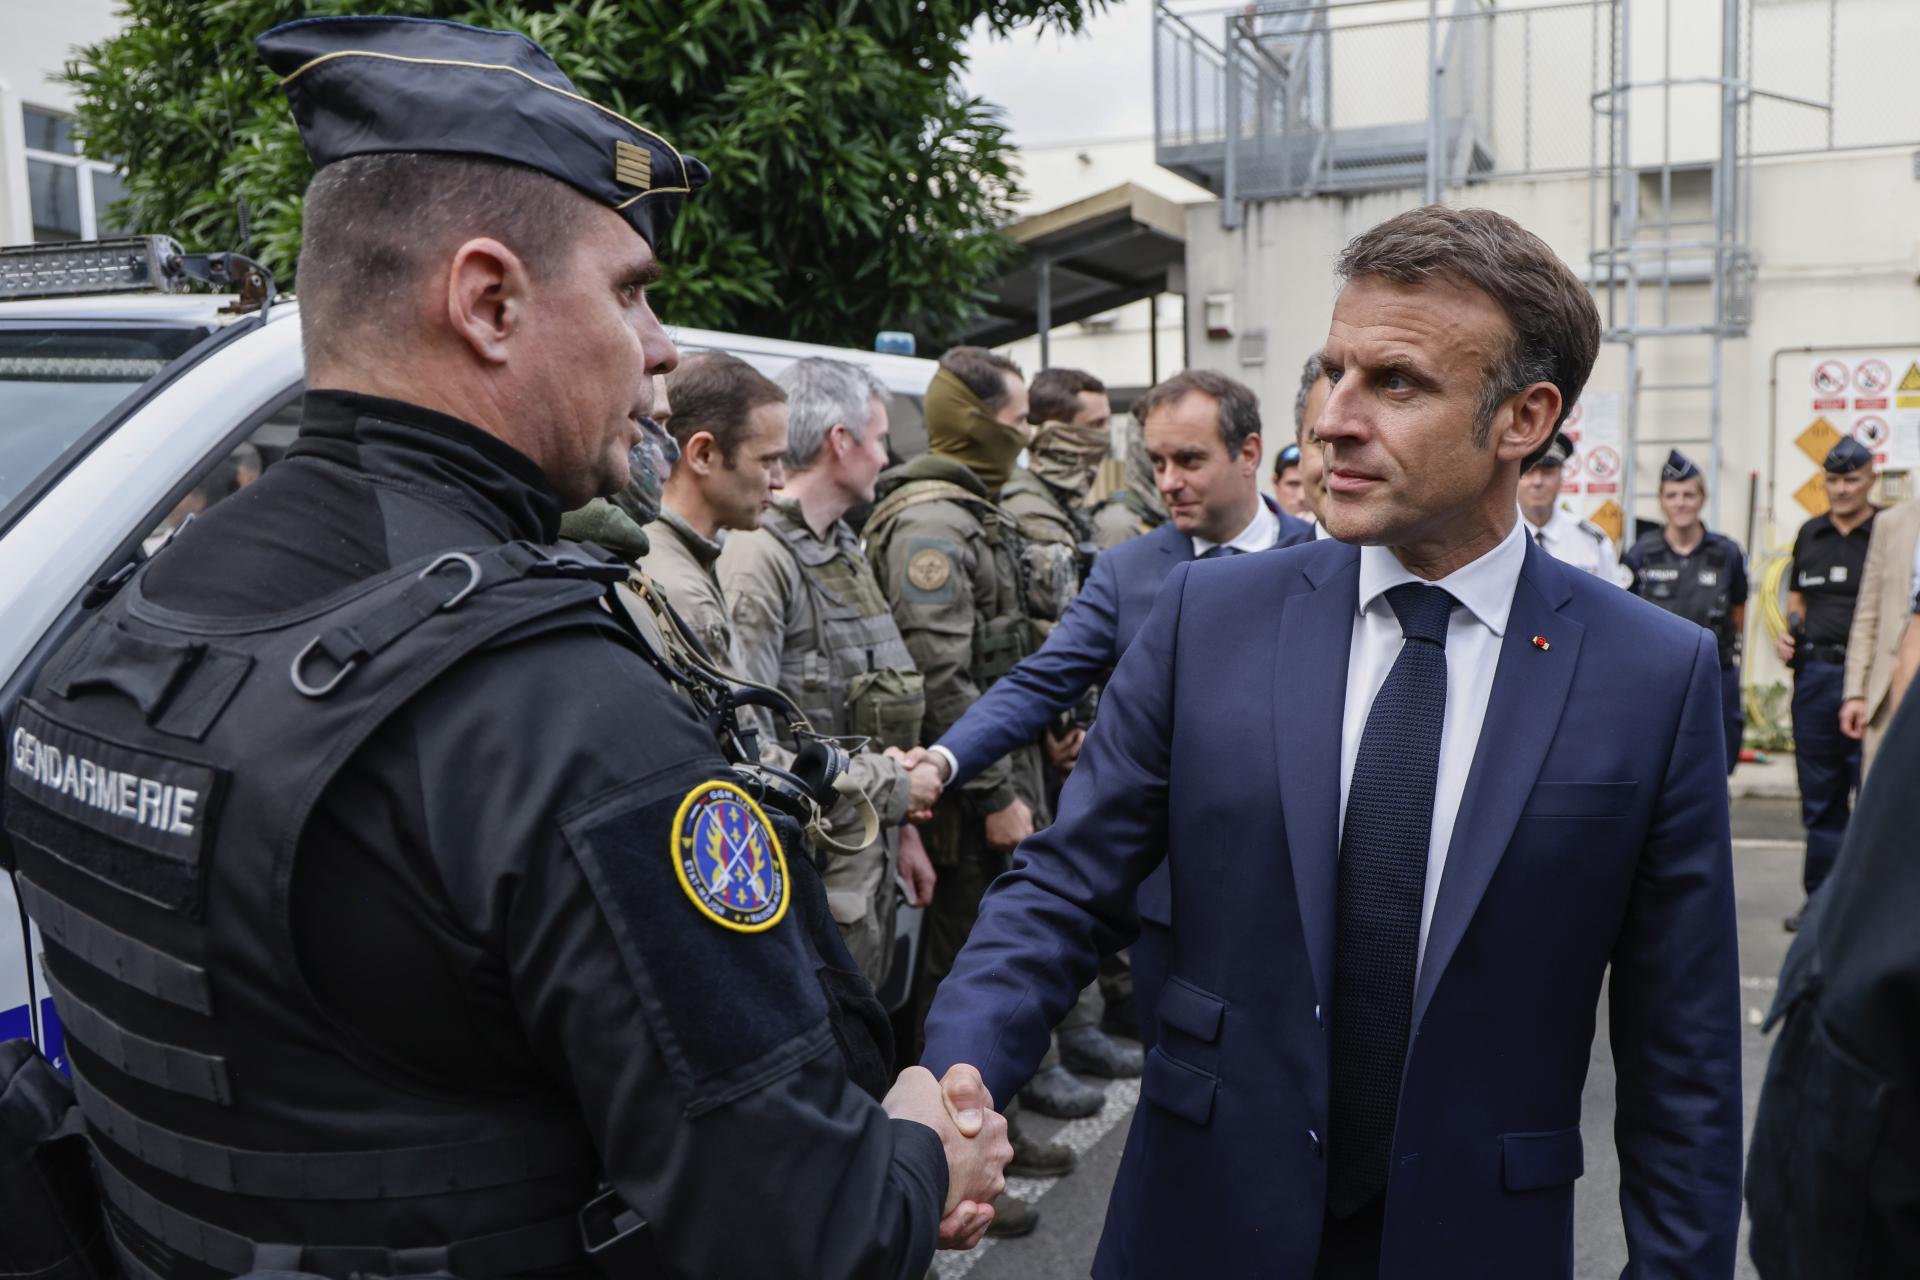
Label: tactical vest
xmin=3 ymin=542 xmax=628 ymax=1280
xmin=760 ymin=506 xmax=925 ymax=752
xmin=864 ymin=474 xmax=1036 ymax=688
xmin=998 ymin=471 xmax=1089 ymax=632
xmin=1631 ymin=533 xmax=1741 ymax=667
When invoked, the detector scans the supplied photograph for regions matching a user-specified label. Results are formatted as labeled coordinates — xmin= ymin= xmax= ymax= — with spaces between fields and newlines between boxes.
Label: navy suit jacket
xmin=938 ymin=499 xmax=1310 ymax=924
xmin=923 ymin=536 xmax=1744 ymax=1279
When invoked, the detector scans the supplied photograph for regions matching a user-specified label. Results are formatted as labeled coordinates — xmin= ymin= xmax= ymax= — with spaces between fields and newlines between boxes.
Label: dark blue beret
xmin=257 ymin=16 xmax=708 ymax=251
xmin=1662 ymin=449 xmax=1700 ymax=483
xmin=1824 ymin=436 xmax=1873 ymax=474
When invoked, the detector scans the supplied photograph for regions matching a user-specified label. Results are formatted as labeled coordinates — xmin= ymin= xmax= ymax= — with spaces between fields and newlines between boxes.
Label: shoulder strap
xmin=866 ymin=479 xmax=998 ymax=537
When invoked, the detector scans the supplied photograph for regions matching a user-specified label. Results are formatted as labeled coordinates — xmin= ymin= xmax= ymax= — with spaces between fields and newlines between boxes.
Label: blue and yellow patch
xmin=672 ymin=781 xmax=789 ymax=933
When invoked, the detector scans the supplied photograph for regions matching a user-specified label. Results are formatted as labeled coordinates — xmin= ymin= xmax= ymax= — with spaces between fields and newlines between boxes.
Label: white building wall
xmin=994 ymin=138 xmax=1211 ymax=390
xmin=0 ymin=1 xmax=128 ymax=244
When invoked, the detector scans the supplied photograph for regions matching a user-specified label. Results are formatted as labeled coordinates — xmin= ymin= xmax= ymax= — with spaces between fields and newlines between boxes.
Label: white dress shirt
xmin=1339 ymin=517 xmax=1528 ymax=972
xmin=1524 ymin=504 xmax=1619 ymax=582
xmin=1190 ymin=499 xmax=1281 ymax=557
xmin=1313 ymin=519 xmax=1334 ymax=541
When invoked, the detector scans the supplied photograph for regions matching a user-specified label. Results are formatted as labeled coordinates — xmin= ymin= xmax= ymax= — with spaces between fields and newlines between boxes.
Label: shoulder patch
xmin=907 ymin=547 xmax=952 ymax=593
xmin=672 ymin=781 xmax=789 ymax=933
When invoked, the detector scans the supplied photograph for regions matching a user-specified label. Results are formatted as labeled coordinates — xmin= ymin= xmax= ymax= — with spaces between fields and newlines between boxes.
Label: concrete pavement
xmin=938 ymin=796 xmax=1807 ymax=1280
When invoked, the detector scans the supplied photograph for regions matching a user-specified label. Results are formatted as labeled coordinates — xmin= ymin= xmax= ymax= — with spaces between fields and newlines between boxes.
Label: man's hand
xmin=1044 ymin=726 xmax=1085 ymax=777
xmin=983 ymin=796 xmax=1034 ymax=854
xmin=881 ymin=1065 xmax=1010 ymax=1250
xmin=896 ymin=822 xmax=937 ymax=908
xmin=1774 ymin=632 xmax=1797 ymax=665
xmin=885 ymin=747 xmax=947 ymax=821
xmin=1839 ymin=696 xmax=1868 ymax=739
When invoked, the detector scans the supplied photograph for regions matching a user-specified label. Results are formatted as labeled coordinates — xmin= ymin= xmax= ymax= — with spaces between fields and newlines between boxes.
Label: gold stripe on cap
xmin=279 ymin=50 xmax=692 ymax=195
xmin=614 ymin=140 xmax=651 ymax=190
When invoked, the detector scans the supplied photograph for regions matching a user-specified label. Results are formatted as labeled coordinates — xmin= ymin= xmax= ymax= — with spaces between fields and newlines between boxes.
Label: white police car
xmin=1 ymin=238 xmax=935 ymax=1062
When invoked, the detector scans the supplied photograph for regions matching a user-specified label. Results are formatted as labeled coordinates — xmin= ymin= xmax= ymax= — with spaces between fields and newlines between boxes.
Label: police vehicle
xmin=0 ymin=237 xmax=937 ymax=1064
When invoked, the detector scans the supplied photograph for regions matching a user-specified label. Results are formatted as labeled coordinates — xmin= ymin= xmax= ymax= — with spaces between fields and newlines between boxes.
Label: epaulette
xmin=1578 ymin=519 xmax=1609 ymax=543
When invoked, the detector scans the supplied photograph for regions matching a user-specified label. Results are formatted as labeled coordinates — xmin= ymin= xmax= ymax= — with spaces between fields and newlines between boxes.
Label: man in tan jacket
xmin=1841 ymin=495 xmax=1920 ymax=773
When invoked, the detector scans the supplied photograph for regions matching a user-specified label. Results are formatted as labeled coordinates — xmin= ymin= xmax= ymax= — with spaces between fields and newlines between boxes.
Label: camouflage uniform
xmin=719 ymin=497 xmax=922 ymax=987
xmin=637 ymin=506 xmax=737 ymax=666
xmin=865 ymin=455 xmax=1047 ymax=1043
xmin=1089 ymin=418 xmax=1167 ymax=550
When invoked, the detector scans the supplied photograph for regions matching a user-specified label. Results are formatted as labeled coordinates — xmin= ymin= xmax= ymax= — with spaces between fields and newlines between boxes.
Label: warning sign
xmin=1813 ymin=361 xmax=1849 ymax=396
xmin=1856 ymin=398 xmax=1890 ymax=411
xmin=1793 ymin=471 xmax=1831 ymax=517
xmin=1814 ymin=398 xmax=1848 ymax=412
xmin=1855 ymin=360 xmax=1892 ymax=395
xmin=1854 ymin=415 xmax=1889 ymax=456
xmin=1900 ymin=361 xmax=1920 ymax=392
xmin=1587 ymin=498 xmax=1624 ymax=545
xmin=1584 ymin=444 xmax=1621 ymax=494
xmin=1796 ymin=417 xmax=1844 ymax=464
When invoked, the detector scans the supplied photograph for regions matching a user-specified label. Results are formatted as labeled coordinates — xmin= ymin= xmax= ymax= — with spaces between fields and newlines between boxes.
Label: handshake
xmin=883 ymin=745 xmax=951 ymax=823
xmin=882 ymin=1062 xmax=1014 ymax=1251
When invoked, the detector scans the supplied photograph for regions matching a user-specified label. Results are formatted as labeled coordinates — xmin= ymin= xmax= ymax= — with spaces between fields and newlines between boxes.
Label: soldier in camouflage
xmin=866 ymin=347 xmax=1063 ymax=1236
xmin=719 ymin=358 xmax=942 ymax=991
xmin=1089 ymin=413 xmax=1168 ymax=550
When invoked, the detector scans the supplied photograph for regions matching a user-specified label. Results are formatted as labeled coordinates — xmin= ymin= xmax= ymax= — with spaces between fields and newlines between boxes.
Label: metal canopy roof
xmin=964 ymin=183 xmax=1187 ymax=351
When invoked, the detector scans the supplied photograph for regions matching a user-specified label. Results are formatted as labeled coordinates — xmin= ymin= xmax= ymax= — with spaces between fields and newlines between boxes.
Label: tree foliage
xmin=69 ymin=0 xmax=1107 ymax=345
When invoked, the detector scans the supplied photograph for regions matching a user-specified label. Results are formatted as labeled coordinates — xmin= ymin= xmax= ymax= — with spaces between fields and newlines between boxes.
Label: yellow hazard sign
xmin=1793 ymin=471 xmax=1831 ymax=517
xmin=1586 ymin=499 xmax=1624 ymax=545
xmin=1796 ymin=417 xmax=1844 ymax=465
xmin=1899 ymin=394 xmax=1920 ymax=410
xmin=1899 ymin=361 xmax=1920 ymax=392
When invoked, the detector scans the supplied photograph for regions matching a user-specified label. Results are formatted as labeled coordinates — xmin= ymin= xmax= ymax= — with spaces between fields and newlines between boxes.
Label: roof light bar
xmin=0 ymin=236 xmax=187 ymax=301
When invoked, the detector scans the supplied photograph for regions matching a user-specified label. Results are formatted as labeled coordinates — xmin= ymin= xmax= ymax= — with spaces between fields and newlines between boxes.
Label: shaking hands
xmin=885 ymin=745 xmax=949 ymax=823
xmin=881 ymin=1063 xmax=1012 ymax=1250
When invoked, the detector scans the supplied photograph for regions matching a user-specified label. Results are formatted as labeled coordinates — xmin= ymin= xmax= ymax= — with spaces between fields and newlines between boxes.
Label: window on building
xmin=22 ymin=106 xmax=132 ymax=243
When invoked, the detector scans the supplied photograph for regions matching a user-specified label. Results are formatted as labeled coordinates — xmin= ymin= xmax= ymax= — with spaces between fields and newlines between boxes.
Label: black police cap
xmin=1662 ymin=449 xmax=1700 ymax=483
xmin=1824 ymin=436 xmax=1873 ymax=474
xmin=256 ymin=16 xmax=708 ymax=251
xmin=1526 ymin=431 xmax=1574 ymax=471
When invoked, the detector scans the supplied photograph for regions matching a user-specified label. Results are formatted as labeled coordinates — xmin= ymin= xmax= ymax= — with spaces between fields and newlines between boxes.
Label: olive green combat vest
xmin=864 ymin=457 xmax=1037 ymax=687
xmin=999 ymin=469 xmax=1089 ymax=636
xmin=760 ymin=503 xmax=925 ymax=752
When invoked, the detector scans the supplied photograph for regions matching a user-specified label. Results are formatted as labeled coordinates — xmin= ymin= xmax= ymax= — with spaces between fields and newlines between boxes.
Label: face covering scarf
xmin=613 ymin=415 xmax=681 ymax=527
xmin=1026 ymin=420 xmax=1111 ymax=500
xmin=924 ymin=367 xmax=1030 ymax=492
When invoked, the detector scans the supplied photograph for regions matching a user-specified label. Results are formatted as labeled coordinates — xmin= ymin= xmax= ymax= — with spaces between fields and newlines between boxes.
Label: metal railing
xmin=1155 ymin=0 xmax=1920 ymax=207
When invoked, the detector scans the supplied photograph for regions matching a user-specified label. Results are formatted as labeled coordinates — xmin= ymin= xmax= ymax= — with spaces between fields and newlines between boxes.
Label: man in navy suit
xmin=922 ymin=206 xmax=1743 ymax=1277
xmin=910 ymin=369 xmax=1311 ymax=1042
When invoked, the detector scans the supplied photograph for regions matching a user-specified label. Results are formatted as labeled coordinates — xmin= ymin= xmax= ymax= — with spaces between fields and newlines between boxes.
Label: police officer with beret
xmin=1777 ymin=436 xmax=1879 ymax=930
xmin=1624 ymin=450 xmax=1749 ymax=773
xmin=1 ymin=16 xmax=1007 ymax=1278
xmin=1518 ymin=431 xmax=1621 ymax=580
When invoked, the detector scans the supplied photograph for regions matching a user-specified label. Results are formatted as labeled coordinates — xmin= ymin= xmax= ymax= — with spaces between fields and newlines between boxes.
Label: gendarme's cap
xmin=1527 ymin=431 xmax=1574 ymax=470
xmin=1662 ymin=449 xmax=1700 ymax=483
xmin=1824 ymin=436 xmax=1873 ymax=474
xmin=256 ymin=16 xmax=708 ymax=250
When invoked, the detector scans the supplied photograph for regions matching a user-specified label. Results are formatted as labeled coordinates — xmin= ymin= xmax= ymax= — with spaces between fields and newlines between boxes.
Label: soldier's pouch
xmin=971 ymin=615 xmax=1030 ymax=687
xmin=561 ymin=767 xmax=832 ymax=1116
xmin=1020 ymin=542 xmax=1078 ymax=626
xmin=845 ymin=668 xmax=925 ymax=753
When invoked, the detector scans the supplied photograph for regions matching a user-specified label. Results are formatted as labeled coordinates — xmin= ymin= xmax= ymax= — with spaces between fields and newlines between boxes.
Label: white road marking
xmin=933 ymin=1078 xmax=1141 ymax=1280
xmin=1732 ymin=838 xmax=1802 ymax=850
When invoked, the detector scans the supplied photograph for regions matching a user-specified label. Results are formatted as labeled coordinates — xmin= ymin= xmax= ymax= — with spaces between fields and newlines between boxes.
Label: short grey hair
xmin=778 ymin=357 xmax=891 ymax=470
xmin=1293 ymin=353 xmax=1325 ymax=439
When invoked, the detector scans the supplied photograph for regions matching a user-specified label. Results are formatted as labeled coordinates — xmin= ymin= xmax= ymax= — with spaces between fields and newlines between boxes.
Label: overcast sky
xmin=958 ymin=1 xmax=1155 ymax=147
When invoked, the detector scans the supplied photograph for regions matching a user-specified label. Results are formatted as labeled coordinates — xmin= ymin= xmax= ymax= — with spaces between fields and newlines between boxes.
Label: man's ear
xmin=445 ymin=237 xmax=531 ymax=366
xmin=1494 ymin=382 xmax=1563 ymax=463
xmin=1241 ymin=430 xmax=1264 ymax=475
xmin=680 ymin=429 xmax=720 ymax=476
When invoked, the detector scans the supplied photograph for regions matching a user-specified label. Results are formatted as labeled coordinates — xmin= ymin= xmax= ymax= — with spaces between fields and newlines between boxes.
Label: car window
xmin=142 ymin=392 xmax=303 ymax=552
xmin=0 ymin=326 xmax=205 ymax=513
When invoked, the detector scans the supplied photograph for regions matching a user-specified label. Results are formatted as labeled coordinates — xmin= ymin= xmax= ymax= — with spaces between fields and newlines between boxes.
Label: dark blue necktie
xmin=1198 ymin=544 xmax=1239 ymax=560
xmin=1327 ymin=581 xmax=1456 ymax=1217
